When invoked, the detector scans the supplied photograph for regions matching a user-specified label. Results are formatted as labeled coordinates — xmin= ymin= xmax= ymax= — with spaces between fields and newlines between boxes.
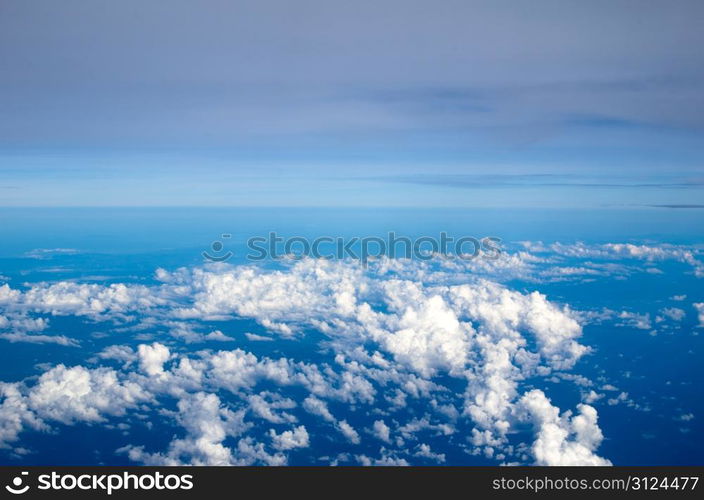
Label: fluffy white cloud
xmin=302 ymin=396 xmax=335 ymax=423
xmin=23 ymin=365 xmax=148 ymax=427
xmin=120 ymin=392 xmax=252 ymax=465
xmin=337 ymin=420 xmax=361 ymax=444
xmin=617 ymin=311 xmax=652 ymax=330
xmin=248 ymin=393 xmax=297 ymax=424
xmin=695 ymin=303 xmax=704 ymax=327
xmin=356 ymin=451 xmax=409 ymax=466
xmin=0 ymin=285 xmax=20 ymax=305
xmin=516 ymin=390 xmax=610 ymax=466
xmin=244 ymin=332 xmax=274 ymax=342
xmin=0 ymin=383 xmax=46 ymax=449
xmin=0 ymin=257 xmax=610 ymax=465
xmin=0 ymin=313 xmax=75 ymax=345
xmin=657 ymin=307 xmax=686 ymax=323
xmin=0 ymin=282 xmax=165 ymax=319
xmin=96 ymin=345 xmax=137 ymax=366
xmin=372 ymin=420 xmax=391 ymax=443
xmin=0 ymin=314 xmax=48 ymax=332
xmin=414 ymin=443 xmax=446 ymax=463
xmin=137 ymin=343 xmax=171 ymax=377
xmin=204 ymin=330 xmax=235 ymax=342
xmin=269 ymin=425 xmax=310 ymax=451
xmin=0 ymin=311 xmax=70 ymax=347
xmin=0 ymin=364 xmax=150 ymax=448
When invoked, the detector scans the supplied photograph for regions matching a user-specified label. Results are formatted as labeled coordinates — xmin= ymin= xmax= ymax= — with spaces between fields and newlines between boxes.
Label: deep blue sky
xmin=1 ymin=0 xmax=703 ymax=207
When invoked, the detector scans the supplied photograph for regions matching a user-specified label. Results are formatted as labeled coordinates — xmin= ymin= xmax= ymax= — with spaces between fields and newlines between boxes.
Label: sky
xmin=1 ymin=2 xmax=704 ymax=468
xmin=1 ymin=0 xmax=703 ymax=207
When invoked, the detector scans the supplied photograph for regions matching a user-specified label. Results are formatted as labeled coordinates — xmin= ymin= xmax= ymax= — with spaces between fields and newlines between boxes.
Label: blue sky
xmin=1 ymin=0 xmax=703 ymax=207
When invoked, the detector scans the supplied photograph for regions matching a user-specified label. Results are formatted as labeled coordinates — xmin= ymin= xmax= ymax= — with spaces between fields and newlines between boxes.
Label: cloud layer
xmin=0 ymin=256 xmax=614 ymax=465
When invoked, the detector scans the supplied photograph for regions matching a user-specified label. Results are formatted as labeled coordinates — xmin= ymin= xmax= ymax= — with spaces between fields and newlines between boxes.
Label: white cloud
xmin=657 ymin=307 xmax=686 ymax=322
xmin=0 ymin=332 xmax=79 ymax=346
xmin=0 ymin=314 xmax=49 ymax=332
xmin=516 ymin=390 xmax=611 ymax=466
xmin=120 ymin=392 xmax=251 ymax=465
xmin=204 ymin=330 xmax=235 ymax=342
xmin=0 ymin=257 xmax=611 ymax=465
xmin=27 ymin=365 xmax=149 ymax=425
xmin=302 ymin=396 xmax=335 ymax=423
xmin=244 ymin=332 xmax=274 ymax=342
xmin=617 ymin=311 xmax=652 ymax=330
xmin=24 ymin=248 xmax=79 ymax=259
xmin=269 ymin=425 xmax=310 ymax=451
xmin=0 ymin=383 xmax=46 ymax=449
xmin=378 ymin=290 xmax=471 ymax=377
xmin=519 ymin=241 xmax=704 ymax=277
xmin=248 ymin=393 xmax=297 ymax=424
xmin=137 ymin=343 xmax=171 ymax=377
xmin=414 ymin=443 xmax=446 ymax=463
xmin=694 ymin=303 xmax=704 ymax=327
xmin=582 ymin=390 xmax=603 ymax=404
xmin=371 ymin=419 xmax=391 ymax=443
xmin=337 ymin=420 xmax=361 ymax=444
xmin=96 ymin=345 xmax=136 ymax=366
xmin=0 ymin=282 xmax=164 ymax=319
xmin=0 ymin=285 xmax=21 ymax=305
xmin=356 ymin=451 xmax=409 ymax=466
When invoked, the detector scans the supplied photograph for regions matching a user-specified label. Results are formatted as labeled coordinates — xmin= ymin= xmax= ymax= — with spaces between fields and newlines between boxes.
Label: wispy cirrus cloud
xmin=370 ymin=174 xmax=704 ymax=190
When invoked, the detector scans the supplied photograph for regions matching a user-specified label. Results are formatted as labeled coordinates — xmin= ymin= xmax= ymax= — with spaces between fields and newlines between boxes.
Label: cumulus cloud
xmin=0 ymin=282 xmax=165 ymax=319
xmin=516 ymin=390 xmax=611 ymax=466
xmin=248 ymin=393 xmax=297 ymax=424
xmin=120 ymin=392 xmax=252 ymax=465
xmin=28 ymin=365 xmax=149 ymax=425
xmin=244 ymin=332 xmax=274 ymax=342
xmin=356 ymin=451 xmax=409 ymax=466
xmin=414 ymin=443 xmax=446 ymax=463
xmin=0 ymin=314 xmax=49 ymax=332
xmin=137 ymin=343 xmax=171 ymax=377
xmin=0 ymin=312 xmax=78 ymax=346
xmin=337 ymin=420 xmax=361 ymax=445
xmin=0 ymin=383 xmax=46 ymax=449
xmin=0 ymin=366 xmax=148 ymax=447
xmin=695 ymin=303 xmax=704 ymax=327
xmin=371 ymin=420 xmax=391 ymax=444
xmin=96 ymin=345 xmax=137 ymax=366
xmin=0 ymin=257 xmax=610 ymax=465
xmin=617 ymin=311 xmax=652 ymax=330
xmin=656 ymin=307 xmax=686 ymax=323
xmin=302 ymin=396 xmax=335 ymax=423
xmin=204 ymin=330 xmax=235 ymax=342
xmin=269 ymin=425 xmax=310 ymax=451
